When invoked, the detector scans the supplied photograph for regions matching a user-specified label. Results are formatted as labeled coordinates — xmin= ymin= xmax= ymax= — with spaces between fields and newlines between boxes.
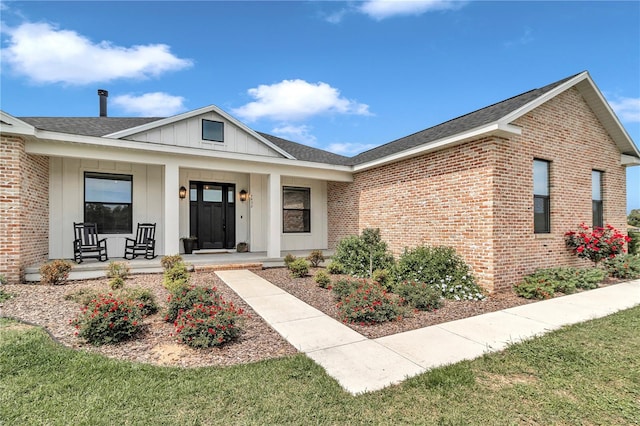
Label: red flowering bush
xmin=71 ymin=294 xmax=143 ymax=345
xmin=165 ymin=285 xmax=221 ymax=323
xmin=565 ymin=224 xmax=631 ymax=265
xmin=337 ymin=281 xmax=405 ymax=325
xmin=174 ymin=301 xmax=245 ymax=348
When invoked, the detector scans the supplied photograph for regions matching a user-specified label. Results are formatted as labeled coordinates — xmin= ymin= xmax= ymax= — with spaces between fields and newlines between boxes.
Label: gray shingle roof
xmin=17 ymin=73 xmax=582 ymax=166
xmin=18 ymin=117 xmax=164 ymax=137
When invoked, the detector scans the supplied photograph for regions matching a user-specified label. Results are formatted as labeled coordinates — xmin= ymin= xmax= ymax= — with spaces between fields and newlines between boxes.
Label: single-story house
xmin=2 ymin=71 xmax=639 ymax=292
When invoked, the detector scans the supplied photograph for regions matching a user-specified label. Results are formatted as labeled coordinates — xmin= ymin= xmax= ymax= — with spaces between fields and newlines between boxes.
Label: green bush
xmin=514 ymin=267 xmax=606 ymax=300
xmin=109 ymin=277 xmax=125 ymax=290
xmin=395 ymin=281 xmax=442 ymax=311
xmin=288 ymin=258 xmax=309 ymax=278
xmin=106 ymin=261 xmax=130 ymax=280
xmin=161 ymin=254 xmax=183 ymax=270
xmin=604 ymin=254 xmax=640 ymax=279
xmin=0 ymin=288 xmax=12 ymax=303
xmin=628 ymin=230 xmax=640 ymax=255
xmin=332 ymin=278 xmax=363 ymax=301
xmin=40 ymin=259 xmax=73 ymax=285
xmin=332 ymin=228 xmax=394 ymax=278
xmin=314 ymin=270 xmax=332 ymax=289
xmin=372 ymin=269 xmax=392 ymax=289
xmin=306 ymin=250 xmax=325 ymax=267
xmin=283 ymin=254 xmax=296 ymax=269
xmin=0 ymin=274 xmax=7 ymax=285
xmin=337 ymin=281 xmax=404 ymax=325
xmin=163 ymin=260 xmax=190 ymax=292
xmin=326 ymin=261 xmax=345 ymax=275
xmin=165 ymin=286 xmax=221 ymax=323
xmin=71 ymin=294 xmax=144 ymax=345
xmin=393 ymin=246 xmax=484 ymax=301
xmin=120 ymin=287 xmax=159 ymax=317
xmin=174 ymin=301 xmax=245 ymax=348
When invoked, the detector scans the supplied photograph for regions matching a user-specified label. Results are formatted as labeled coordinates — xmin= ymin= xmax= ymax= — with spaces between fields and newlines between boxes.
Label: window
xmin=533 ymin=159 xmax=550 ymax=233
xmin=202 ymin=119 xmax=224 ymax=142
xmin=283 ymin=187 xmax=310 ymax=233
xmin=84 ymin=172 xmax=132 ymax=234
xmin=592 ymin=170 xmax=603 ymax=228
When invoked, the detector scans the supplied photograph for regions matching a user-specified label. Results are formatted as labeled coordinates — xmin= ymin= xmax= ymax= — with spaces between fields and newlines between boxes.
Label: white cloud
xmin=608 ymin=96 xmax=640 ymax=123
xmin=359 ymin=0 xmax=465 ymax=21
xmin=232 ymin=79 xmax=371 ymax=122
xmin=1 ymin=22 xmax=192 ymax=85
xmin=327 ymin=142 xmax=377 ymax=156
xmin=112 ymin=92 xmax=187 ymax=116
xmin=272 ymin=124 xmax=318 ymax=145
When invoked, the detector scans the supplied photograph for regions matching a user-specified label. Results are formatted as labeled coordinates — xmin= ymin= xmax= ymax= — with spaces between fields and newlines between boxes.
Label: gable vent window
xmin=202 ymin=119 xmax=224 ymax=142
xmin=592 ymin=170 xmax=603 ymax=228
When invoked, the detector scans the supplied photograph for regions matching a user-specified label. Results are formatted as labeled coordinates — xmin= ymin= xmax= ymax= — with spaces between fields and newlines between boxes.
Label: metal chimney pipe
xmin=98 ymin=89 xmax=108 ymax=117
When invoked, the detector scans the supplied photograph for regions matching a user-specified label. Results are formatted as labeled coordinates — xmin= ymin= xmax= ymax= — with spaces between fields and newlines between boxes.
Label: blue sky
xmin=1 ymin=1 xmax=639 ymax=212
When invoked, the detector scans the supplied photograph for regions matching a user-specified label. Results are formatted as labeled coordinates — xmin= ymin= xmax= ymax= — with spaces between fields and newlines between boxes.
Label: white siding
xmin=49 ymin=158 xmax=163 ymax=259
xmin=126 ymin=112 xmax=282 ymax=158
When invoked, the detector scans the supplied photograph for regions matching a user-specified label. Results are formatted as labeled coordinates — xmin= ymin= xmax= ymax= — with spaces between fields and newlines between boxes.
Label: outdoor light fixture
xmin=179 ymin=186 xmax=187 ymax=199
xmin=239 ymin=189 xmax=248 ymax=202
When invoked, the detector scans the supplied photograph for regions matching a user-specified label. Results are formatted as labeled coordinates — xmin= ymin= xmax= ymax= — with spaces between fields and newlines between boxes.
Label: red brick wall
xmin=0 ymin=136 xmax=49 ymax=284
xmin=328 ymin=87 xmax=628 ymax=293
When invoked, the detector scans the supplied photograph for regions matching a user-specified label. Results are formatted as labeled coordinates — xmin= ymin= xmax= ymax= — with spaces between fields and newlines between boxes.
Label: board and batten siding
xmin=49 ymin=157 xmax=163 ymax=259
xmin=125 ymin=112 xmax=281 ymax=158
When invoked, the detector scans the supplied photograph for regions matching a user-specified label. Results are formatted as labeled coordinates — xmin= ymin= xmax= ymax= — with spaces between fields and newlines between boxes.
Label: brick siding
xmin=328 ymin=87 xmax=628 ymax=293
xmin=0 ymin=136 xmax=49 ymax=284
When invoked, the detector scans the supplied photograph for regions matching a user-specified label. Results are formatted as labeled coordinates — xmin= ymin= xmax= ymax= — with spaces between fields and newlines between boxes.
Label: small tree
xmin=628 ymin=209 xmax=640 ymax=227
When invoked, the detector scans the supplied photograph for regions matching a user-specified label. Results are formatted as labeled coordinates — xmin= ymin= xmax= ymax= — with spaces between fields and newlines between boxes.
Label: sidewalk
xmin=216 ymin=270 xmax=640 ymax=395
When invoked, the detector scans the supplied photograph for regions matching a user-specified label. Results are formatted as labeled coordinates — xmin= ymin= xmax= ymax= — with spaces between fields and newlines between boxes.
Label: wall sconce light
xmin=179 ymin=186 xmax=187 ymax=199
xmin=239 ymin=189 xmax=248 ymax=202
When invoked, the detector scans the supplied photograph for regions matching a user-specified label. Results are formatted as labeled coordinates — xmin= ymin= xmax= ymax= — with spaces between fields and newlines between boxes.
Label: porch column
xmin=267 ymin=172 xmax=281 ymax=258
xmin=164 ymin=162 xmax=180 ymax=255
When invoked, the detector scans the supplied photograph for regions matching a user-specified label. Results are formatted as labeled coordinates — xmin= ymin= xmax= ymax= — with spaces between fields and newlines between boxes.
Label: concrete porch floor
xmin=24 ymin=249 xmax=333 ymax=282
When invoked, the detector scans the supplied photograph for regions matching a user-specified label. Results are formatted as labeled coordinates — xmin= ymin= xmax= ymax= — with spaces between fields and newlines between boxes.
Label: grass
xmin=1 ymin=307 xmax=640 ymax=425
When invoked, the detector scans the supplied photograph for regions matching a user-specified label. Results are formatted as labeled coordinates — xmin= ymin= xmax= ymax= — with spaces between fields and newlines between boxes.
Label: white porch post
xmin=164 ymin=162 xmax=180 ymax=255
xmin=267 ymin=172 xmax=281 ymax=258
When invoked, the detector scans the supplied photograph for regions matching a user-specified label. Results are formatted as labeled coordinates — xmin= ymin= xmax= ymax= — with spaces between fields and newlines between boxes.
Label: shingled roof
xmin=17 ymin=72 xmax=601 ymax=167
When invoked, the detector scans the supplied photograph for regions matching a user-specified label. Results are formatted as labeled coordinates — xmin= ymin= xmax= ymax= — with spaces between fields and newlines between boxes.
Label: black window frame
xmin=84 ymin=172 xmax=133 ymax=234
xmin=202 ymin=119 xmax=224 ymax=143
xmin=282 ymin=186 xmax=311 ymax=233
xmin=592 ymin=170 xmax=603 ymax=228
xmin=533 ymin=159 xmax=550 ymax=234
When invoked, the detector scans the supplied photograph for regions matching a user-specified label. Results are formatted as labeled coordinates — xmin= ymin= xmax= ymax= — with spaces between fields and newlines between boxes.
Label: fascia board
xmin=352 ymin=122 xmax=521 ymax=172
xmin=0 ymin=111 xmax=36 ymax=136
xmin=621 ymin=154 xmax=640 ymax=166
xmin=28 ymin=130 xmax=353 ymax=176
xmin=104 ymin=104 xmax=295 ymax=160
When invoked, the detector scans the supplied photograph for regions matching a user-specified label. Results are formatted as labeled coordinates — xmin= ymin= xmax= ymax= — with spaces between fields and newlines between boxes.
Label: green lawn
xmin=1 ymin=307 xmax=639 ymax=425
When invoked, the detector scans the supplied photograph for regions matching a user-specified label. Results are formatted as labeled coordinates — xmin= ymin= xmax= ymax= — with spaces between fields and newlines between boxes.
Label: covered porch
xmin=24 ymin=249 xmax=333 ymax=283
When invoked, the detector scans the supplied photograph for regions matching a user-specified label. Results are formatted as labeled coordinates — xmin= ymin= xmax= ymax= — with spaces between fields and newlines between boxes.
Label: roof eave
xmin=0 ymin=111 xmax=36 ymax=136
xmin=353 ymin=122 xmax=521 ymax=172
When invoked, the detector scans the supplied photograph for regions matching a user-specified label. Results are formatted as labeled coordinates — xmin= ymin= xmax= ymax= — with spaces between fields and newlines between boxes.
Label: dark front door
xmin=189 ymin=182 xmax=236 ymax=249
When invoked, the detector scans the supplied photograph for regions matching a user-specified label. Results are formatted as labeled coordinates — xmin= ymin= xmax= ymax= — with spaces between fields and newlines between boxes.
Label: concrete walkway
xmin=216 ymin=270 xmax=640 ymax=395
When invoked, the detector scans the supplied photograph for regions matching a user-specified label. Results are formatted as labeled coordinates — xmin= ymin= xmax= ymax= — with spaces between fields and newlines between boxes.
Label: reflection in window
xmin=202 ymin=119 xmax=224 ymax=142
xmin=203 ymin=185 xmax=222 ymax=202
xmin=592 ymin=170 xmax=603 ymax=228
xmin=283 ymin=187 xmax=310 ymax=233
xmin=533 ymin=159 xmax=550 ymax=233
xmin=84 ymin=172 xmax=132 ymax=234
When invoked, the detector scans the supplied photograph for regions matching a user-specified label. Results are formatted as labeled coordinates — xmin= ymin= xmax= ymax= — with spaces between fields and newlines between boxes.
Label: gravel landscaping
xmin=0 ymin=266 xmax=620 ymax=368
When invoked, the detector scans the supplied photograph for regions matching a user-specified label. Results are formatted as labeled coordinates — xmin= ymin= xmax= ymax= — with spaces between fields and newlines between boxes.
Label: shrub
xmin=372 ymin=269 xmax=391 ymax=290
xmin=628 ymin=230 xmax=640 ymax=255
xmin=109 ymin=277 xmax=125 ymax=290
xmin=40 ymin=259 xmax=73 ymax=285
xmin=174 ymin=301 xmax=245 ymax=348
xmin=314 ymin=270 xmax=332 ymax=289
xmin=393 ymin=246 xmax=484 ymax=301
xmin=332 ymin=278 xmax=363 ymax=301
xmin=283 ymin=254 xmax=296 ymax=269
xmin=332 ymin=228 xmax=394 ymax=278
xmin=106 ymin=261 xmax=130 ymax=280
xmin=288 ymin=258 xmax=309 ymax=278
xmin=514 ymin=267 xmax=606 ymax=299
xmin=306 ymin=250 xmax=325 ymax=267
xmin=64 ymin=288 xmax=100 ymax=305
xmin=165 ymin=285 xmax=221 ymax=323
xmin=565 ymin=224 xmax=631 ymax=265
xmin=163 ymin=260 xmax=190 ymax=292
xmin=337 ymin=281 xmax=404 ymax=325
xmin=604 ymin=254 xmax=640 ymax=279
xmin=120 ymin=287 xmax=159 ymax=316
xmin=0 ymin=288 xmax=12 ymax=303
xmin=326 ymin=261 xmax=345 ymax=275
xmin=395 ymin=281 xmax=442 ymax=311
xmin=161 ymin=254 xmax=183 ymax=270
xmin=0 ymin=274 xmax=7 ymax=285
xmin=71 ymin=294 xmax=143 ymax=345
